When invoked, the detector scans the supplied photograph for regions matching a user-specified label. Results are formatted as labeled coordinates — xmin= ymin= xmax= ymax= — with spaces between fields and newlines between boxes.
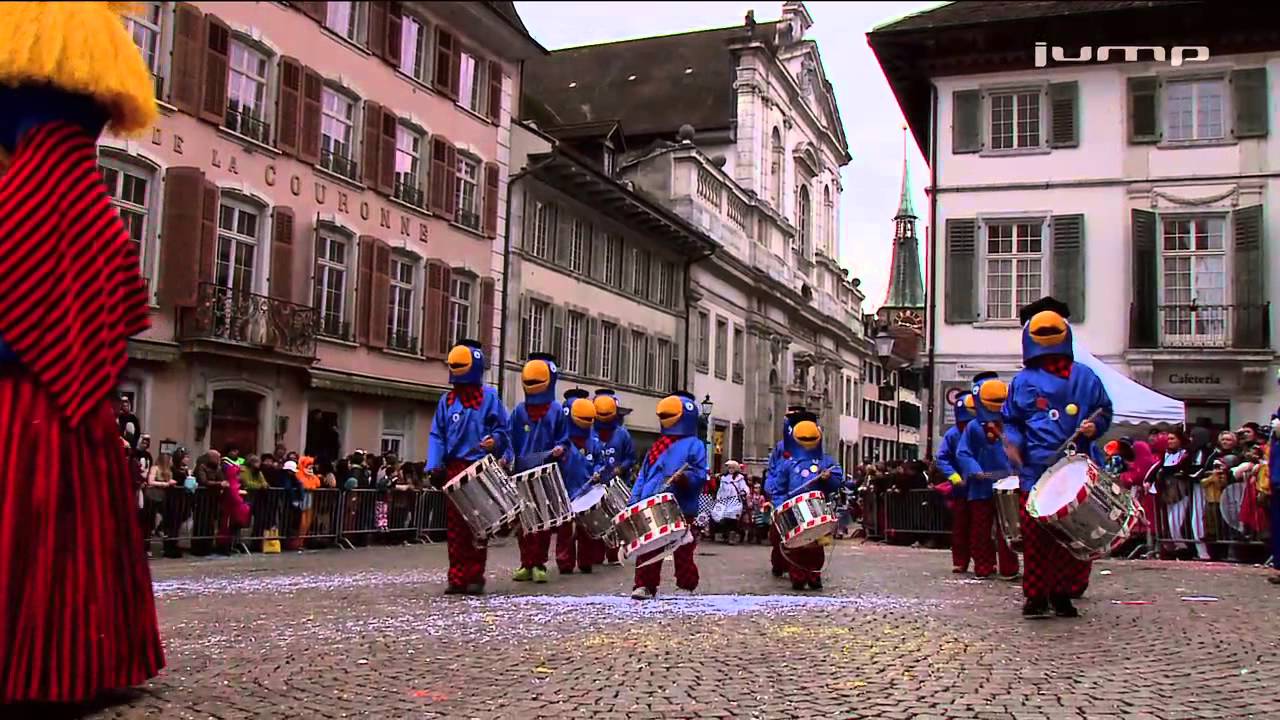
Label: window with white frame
xmin=695 ymin=310 xmax=710 ymax=369
xmin=797 ymin=185 xmax=812 ymax=256
xmin=1160 ymin=216 xmax=1227 ymax=339
xmin=632 ymin=248 xmax=651 ymax=298
xmin=320 ymin=87 xmax=357 ymax=179
xmin=455 ymin=155 xmax=481 ymax=230
xmin=393 ymin=125 xmax=425 ymax=207
xmin=388 ymin=256 xmax=416 ymax=351
xmin=564 ymin=311 xmax=584 ymax=373
xmin=380 ymin=407 xmax=411 ymax=459
xmin=529 ymin=200 xmax=553 ymax=258
xmin=325 ymin=1 xmax=365 ymax=45
xmin=525 ymin=299 xmax=548 ymax=355
xmin=569 ymin=219 xmax=588 ymax=274
xmin=126 ymin=2 xmax=164 ymax=90
xmin=449 ymin=275 xmax=472 ymax=347
xmin=983 ymin=220 xmax=1043 ymax=321
xmin=602 ymin=234 xmax=621 ymax=285
xmin=1163 ymin=78 xmax=1226 ymax=142
xmin=215 ymin=199 xmax=260 ymax=293
xmin=714 ymin=317 xmax=728 ymax=379
xmin=99 ymin=159 xmax=153 ymax=280
xmin=398 ymin=13 xmax=431 ymax=84
xmin=226 ymin=40 xmax=271 ymax=143
xmin=629 ymin=330 xmax=646 ymax=386
xmin=457 ymin=49 xmax=487 ymax=115
xmin=731 ymin=324 xmax=744 ymax=383
xmin=989 ymin=89 xmax=1041 ymax=150
xmin=312 ymin=231 xmax=350 ymax=338
xmin=600 ymin=322 xmax=617 ymax=381
xmin=655 ymin=339 xmax=672 ymax=392
xmin=655 ymin=261 xmax=673 ymax=305
xmin=769 ymin=127 xmax=783 ymax=209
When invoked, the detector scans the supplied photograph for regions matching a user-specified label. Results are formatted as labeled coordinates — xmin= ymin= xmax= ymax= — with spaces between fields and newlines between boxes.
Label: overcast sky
xmin=515 ymin=0 xmax=942 ymax=309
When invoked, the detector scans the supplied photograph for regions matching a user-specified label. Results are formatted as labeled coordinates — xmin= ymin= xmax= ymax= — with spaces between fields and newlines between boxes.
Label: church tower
xmin=877 ymin=128 xmax=925 ymax=333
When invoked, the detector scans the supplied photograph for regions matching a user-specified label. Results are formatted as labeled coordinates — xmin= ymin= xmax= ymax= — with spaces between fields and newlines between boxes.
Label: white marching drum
xmin=1027 ymin=454 xmax=1143 ymax=561
xmin=613 ymin=492 xmax=689 ymax=561
xmin=772 ymin=490 xmax=836 ymax=549
xmin=441 ymin=455 xmax=521 ymax=538
xmin=993 ymin=476 xmax=1023 ymax=552
xmin=513 ymin=462 xmax=573 ymax=533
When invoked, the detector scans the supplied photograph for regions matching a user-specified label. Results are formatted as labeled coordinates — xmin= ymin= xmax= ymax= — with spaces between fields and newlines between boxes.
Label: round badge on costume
xmin=451 ymin=412 xmax=461 ymax=423
xmin=1049 ymin=409 xmax=1060 ymax=421
xmin=801 ymin=469 xmax=811 ymax=478
xmin=1066 ymin=403 xmax=1079 ymax=416
xmin=810 ymin=464 xmax=819 ymax=473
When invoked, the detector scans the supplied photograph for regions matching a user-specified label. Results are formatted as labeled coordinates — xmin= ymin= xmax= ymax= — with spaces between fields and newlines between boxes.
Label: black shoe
xmin=1070 ymin=588 xmax=1086 ymax=599
xmin=772 ymin=569 xmax=785 ymax=578
xmin=808 ymin=578 xmax=823 ymax=591
xmin=444 ymin=585 xmax=466 ymax=595
xmin=1051 ymin=595 xmax=1079 ymax=618
xmin=1022 ymin=598 xmax=1050 ymax=617
xmin=791 ymin=580 xmax=806 ymax=591
xmin=579 ymin=565 xmax=593 ymax=574
xmin=464 ymin=583 xmax=485 ymax=596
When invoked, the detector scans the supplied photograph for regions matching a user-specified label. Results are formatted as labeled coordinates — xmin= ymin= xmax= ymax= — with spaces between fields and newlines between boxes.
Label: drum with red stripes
xmin=773 ymin=490 xmax=836 ymax=549
xmin=1026 ymin=454 xmax=1143 ymax=561
xmin=613 ymin=492 xmax=687 ymax=561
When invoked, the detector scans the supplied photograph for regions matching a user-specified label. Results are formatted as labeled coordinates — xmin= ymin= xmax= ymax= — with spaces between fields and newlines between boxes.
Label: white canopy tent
xmin=1071 ymin=337 xmax=1184 ymax=425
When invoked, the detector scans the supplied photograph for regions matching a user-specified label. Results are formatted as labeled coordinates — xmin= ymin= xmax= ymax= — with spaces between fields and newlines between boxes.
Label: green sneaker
xmin=512 ymin=567 xmax=532 ymax=582
xmin=532 ymin=566 xmax=549 ymax=583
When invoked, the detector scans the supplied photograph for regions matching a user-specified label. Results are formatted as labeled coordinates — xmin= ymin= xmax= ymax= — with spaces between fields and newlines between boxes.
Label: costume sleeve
xmin=934 ymin=429 xmax=959 ymax=478
xmin=426 ymin=396 xmax=447 ymax=471
xmin=1084 ymin=368 xmax=1113 ymax=438
xmin=955 ymin=422 xmax=986 ymax=481
xmin=629 ymin=459 xmax=652 ymax=503
xmin=683 ymin=439 xmax=709 ymax=494
xmin=1002 ymin=377 xmax=1026 ymax=456
xmin=619 ymin=430 xmax=636 ymax=476
xmin=483 ymin=391 xmax=511 ymax=459
xmin=507 ymin=405 xmax=526 ymax=459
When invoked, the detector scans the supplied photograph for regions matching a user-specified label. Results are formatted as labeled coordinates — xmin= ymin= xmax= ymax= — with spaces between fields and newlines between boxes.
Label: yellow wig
xmin=0 ymin=2 xmax=157 ymax=135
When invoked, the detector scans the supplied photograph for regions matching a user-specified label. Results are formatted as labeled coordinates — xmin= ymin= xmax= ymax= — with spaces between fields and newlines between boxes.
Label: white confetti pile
xmin=153 ymin=569 xmax=447 ymax=599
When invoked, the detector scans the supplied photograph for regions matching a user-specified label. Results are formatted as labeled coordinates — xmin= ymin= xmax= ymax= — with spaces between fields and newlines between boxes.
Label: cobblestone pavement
xmin=62 ymin=538 xmax=1280 ymax=719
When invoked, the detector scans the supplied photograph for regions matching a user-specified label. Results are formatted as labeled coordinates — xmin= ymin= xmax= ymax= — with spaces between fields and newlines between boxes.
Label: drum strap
xmin=778 ymin=541 xmax=834 ymax=574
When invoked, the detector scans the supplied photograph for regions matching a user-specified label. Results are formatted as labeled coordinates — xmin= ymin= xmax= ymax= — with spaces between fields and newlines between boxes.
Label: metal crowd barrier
xmin=1141 ymin=480 xmax=1272 ymax=563
xmin=859 ymin=488 xmax=884 ymax=540
xmin=882 ymin=488 xmax=951 ymax=540
xmin=142 ymin=486 xmax=449 ymax=558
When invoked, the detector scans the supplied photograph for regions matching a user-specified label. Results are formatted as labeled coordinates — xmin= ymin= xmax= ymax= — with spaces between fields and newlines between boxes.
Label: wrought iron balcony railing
xmin=225 ymin=104 xmax=272 ymax=145
xmin=456 ymin=208 xmax=482 ymax=231
xmin=1129 ymin=302 xmax=1270 ymax=350
xmin=179 ymin=283 xmax=317 ymax=359
xmin=320 ymin=148 xmax=358 ymax=180
xmin=394 ymin=178 xmax=425 ymax=208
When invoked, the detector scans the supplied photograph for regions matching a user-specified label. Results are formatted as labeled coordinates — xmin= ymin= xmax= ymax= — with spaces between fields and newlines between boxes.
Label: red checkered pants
xmin=517 ymin=527 xmax=551 ymax=569
xmin=1019 ymin=491 xmax=1091 ymax=600
xmin=770 ymin=524 xmax=823 ymax=584
xmin=556 ymin=521 xmax=605 ymax=572
xmin=969 ymin=498 xmax=1018 ymax=578
xmin=444 ymin=460 xmax=487 ymax=588
xmin=633 ymin=514 xmax=698 ymax=592
xmin=947 ymin=497 xmax=971 ymax=571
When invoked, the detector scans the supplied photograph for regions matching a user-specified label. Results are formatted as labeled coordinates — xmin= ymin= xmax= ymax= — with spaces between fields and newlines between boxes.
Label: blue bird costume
xmin=956 ymin=374 xmax=1020 ymax=578
xmin=593 ymin=389 xmax=636 ymax=484
xmin=1002 ymin=297 xmax=1111 ymax=615
xmin=428 ymin=340 xmax=510 ymax=593
xmin=629 ymin=392 xmax=709 ymax=598
xmin=556 ymin=389 xmax=610 ymax=574
xmin=508 ymin=353 xmax=569 ymax=576
xmin=936 ymin=392 xmax=975 ymax=572
xmin=763 ymin=411 xmax=842 ymax=589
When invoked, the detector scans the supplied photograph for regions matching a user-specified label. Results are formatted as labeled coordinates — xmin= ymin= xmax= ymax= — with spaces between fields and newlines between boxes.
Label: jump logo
xmin=1034 ymin=42 xmax=1210 ymax=68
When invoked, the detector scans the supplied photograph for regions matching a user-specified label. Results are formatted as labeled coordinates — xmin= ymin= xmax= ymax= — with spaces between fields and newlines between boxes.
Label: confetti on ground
xmin=1099 ymin=570 xmax=1112 ymax=576
xmin=1181 ymin=595 xmax=1219 ymax=602
xmin=153 ymin=569 xmax=446 ymax=598
xmin=1112 ymin=600 xmax=1154 ymax=605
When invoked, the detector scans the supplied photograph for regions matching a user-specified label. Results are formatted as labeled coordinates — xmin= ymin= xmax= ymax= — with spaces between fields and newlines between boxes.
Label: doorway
xmin=1185 ymin=400 xmax=1230 ymax=432
xmin=210 ymin=389 xmax=263 ymax=456
xmin=305 ymin=408 xmax=343 ymax=465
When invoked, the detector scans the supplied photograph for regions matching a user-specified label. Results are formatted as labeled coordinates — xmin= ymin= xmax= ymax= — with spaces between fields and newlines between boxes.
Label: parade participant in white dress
xmin=711 ymin=460 xmax=749 ymax=543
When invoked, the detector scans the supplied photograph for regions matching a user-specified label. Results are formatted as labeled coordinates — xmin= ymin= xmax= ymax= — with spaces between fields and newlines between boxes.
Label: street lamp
xmin=873 ymin=325 xmax=901 ymax=462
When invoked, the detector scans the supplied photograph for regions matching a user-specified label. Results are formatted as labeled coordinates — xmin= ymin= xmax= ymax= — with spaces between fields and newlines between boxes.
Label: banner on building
xmin=939 ymin=381 xmax=970 ymax=427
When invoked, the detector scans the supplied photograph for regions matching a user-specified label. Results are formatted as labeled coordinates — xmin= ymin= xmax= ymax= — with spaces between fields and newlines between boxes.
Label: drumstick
xmin=659 ymin=463 xmax=691 ymax=490
xmin=1049 ymin=407 xmax=1107 ymax=460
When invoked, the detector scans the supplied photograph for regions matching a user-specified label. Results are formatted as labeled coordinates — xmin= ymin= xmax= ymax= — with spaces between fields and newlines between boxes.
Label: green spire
xmin=895 ymin=127 xmax=915 ymax=219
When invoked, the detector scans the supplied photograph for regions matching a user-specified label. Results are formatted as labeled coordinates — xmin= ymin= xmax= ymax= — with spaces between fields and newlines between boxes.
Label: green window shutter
xmin=1127 ymin=76 xmax=1160 ymax=144
xmin=952 ymin=90 xmax=982 ymax=154
xmin=1232 ymin=68 xmax=1269 ymax=139
xmin=554 ymin=207 xmax=571 ymax=266
xmin=1047 ymin=81 xmax=1079 ymax=148
xmin=944 ymin=218 xmax=978 ymax=324
xmin=1130 ymin=209 xmax=1158 ymax=348
xmin=1050 ymin=214 xmax=1086 ymax=321
xmin=1232 ymin=205 xmax=1266 ymax=348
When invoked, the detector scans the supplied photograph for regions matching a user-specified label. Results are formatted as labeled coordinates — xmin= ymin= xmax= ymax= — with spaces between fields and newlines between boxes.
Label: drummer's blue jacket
xmin=426 ymin=386 xmax=510 ymax=472
xmin=563 ymin=416 xmax=606 ymax=500
xmin=595 ymin=424 xmax=636 ymax=482
xmin=508 ymin=401 xmax=571 ymax=473
xmin=935 ymin=427 xmax=966 ymax=496
xmin=629 ymin=437 xmax=708 ymax=515
xmin=1003 ymin=321 xmax=1113 ymax=492
xmin=955 ymin=421 xmax=1014 ymax=501
xmin=765 ymin=446 xmax=843 ymax=507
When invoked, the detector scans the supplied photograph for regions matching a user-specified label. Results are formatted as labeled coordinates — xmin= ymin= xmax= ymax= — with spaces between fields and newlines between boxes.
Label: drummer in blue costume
xmin=593 ymin=388 xmax=634 ymax=565
xmin=935 ymin=392 xmax=974 ymax=574
xmin=627 ymin=391 xmax=709 ymax=600
xmin=765 ymin=405 xmax=807 ymax=578
xmin=507 ymin=352 xmax=569 ymax=584
xmin=1003 ymin=297 xmax=1112 ymax=618
xmin=556 ymin=388 xmax=608 ymax=574
xmin=427 ymin=340 xmax=510 ymax=595
xmin=955 ymin=374 xmax=1020 ymax=581
xmin=1268 ymin=373 xmax=1280 ymax=586
xmin=764 ymin=411 xmax=843 ymax=591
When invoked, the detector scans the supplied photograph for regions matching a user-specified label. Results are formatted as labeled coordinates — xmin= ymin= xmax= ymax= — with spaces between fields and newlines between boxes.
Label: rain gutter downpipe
xmin=924 ymin=82 xmax=940 ymax=459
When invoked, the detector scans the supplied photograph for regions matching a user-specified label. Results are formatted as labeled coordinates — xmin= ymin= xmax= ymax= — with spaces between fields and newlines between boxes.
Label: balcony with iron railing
xmin=320 ymin=147 xmax=358 ymax=181
xmin=394 ymin=177 xmax=425 ymax=208
xmin=456 ymin=207 xmax=482 ymax=231
xmin=178 ymin=283 xmax=317 ymax=359
xmin=225 ymin=103 xmax=272 ymax=145
xmin=1129 ymin=303 xmax=1270 ymax=351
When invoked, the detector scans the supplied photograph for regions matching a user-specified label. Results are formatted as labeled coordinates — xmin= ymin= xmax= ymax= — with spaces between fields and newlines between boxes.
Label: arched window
xmin=769 ymin=127 xmax=783 ymax=209
xmin=797 ymin=185 xmax=812 ymax=257
xmin=823 ymin=184 xmax=834 ymax=255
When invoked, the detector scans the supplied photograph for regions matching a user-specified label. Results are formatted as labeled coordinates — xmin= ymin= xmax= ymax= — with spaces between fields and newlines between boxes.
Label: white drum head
xmin=994 ymin=476 xmax=1020 ymax=492
xmin=1218 ymin=482 xmax=1246 ymax=534
xmin=1031 ymin=460 xmax=1088 ymax=518
xmin=571 ymin=485 xmax=605 ymax=513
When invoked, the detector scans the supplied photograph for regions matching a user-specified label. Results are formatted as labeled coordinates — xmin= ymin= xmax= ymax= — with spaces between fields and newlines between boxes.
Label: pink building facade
xmin=106 ymin=1 xmax=541 ymax=462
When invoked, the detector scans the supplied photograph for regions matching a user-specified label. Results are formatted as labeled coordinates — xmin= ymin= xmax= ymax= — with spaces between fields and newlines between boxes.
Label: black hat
xmin=674 ymin=390 xmax=697 ymax=403
xmin=528 ymin=351 xmax=558 ymax=363
xmin=1018 ymin=296 xmax=1071 ymax=325
xmin=594 ymin=388 xmax=616 ymax=397
xmin=563 ymin=388 xmax=590 ymax=401
xmin=458 ymin=339 xmax=483 ymax=350
xmin=791 ymin=410 xmax=819 ymax=424
xmin=786 ymin=405 xmax=807 ymax=415
xmin=972 ymin=371 xmax=999 ymax=384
